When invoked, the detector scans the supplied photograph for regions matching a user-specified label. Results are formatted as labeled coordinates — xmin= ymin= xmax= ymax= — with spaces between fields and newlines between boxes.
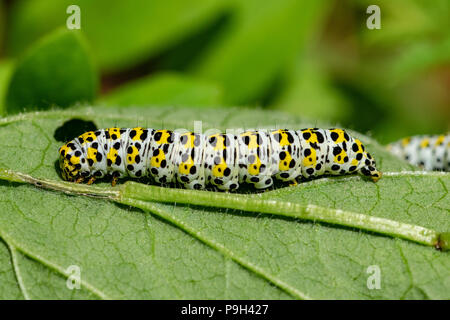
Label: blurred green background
xmin=0 ymin=0 xmax=448 ymax=143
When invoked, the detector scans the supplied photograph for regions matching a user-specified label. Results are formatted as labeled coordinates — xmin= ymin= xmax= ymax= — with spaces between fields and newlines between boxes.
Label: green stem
xmin=120 ymin=182 xmax=446 ymax=249
xmin=0 ymin=168 xmax=118 ymax=198
xmin=0 ymin=168 xmax=447 ymax=250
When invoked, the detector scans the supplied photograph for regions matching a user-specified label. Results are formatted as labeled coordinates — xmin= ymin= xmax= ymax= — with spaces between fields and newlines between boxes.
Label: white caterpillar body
xmin=59 ymin=127 xmax=381 ymax=190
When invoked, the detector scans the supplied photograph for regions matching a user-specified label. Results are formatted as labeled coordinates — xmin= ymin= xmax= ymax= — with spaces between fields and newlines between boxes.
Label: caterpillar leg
xmin=75 ymin=176 xmax=84 ymax=184
xmin=87 ymin=176 xmax=96 ymax=185
xmin=289 ymin=180 xmax=298 ymax=186
xmin=111 ymin=172 xmax=120 ymax=187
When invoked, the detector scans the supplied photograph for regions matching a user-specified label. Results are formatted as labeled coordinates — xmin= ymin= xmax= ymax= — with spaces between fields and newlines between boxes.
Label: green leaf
xmin=0 ymin=60 xmax=14 ymax=115
xmin=359 ymin=0 xmax=450 ymax=46
xmin=0 ymin=106 xmax=448 ymax=299
xmin=191 ymin=0 xmax=327 ymax=104
xmin=389 ymin=38 xmax=450 ymax=84
xmin=7 ymin=0 xmax=228 ymax=72
xmin=273 ymin=56 xmax=351 ymax=122
xmin=5 ymin=29 xmax=98 ymax=114
xmin=0 ymin=1 xmax=5 ymax=54
xmin=100 ymin=72 xmax=223 ymax=107
xmin=0 ymin=240 xmax=23 ymax=299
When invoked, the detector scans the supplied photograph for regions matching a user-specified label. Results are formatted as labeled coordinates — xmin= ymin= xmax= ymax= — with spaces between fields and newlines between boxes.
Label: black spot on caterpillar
xmin=59 ymin=127 xmax=381 ymax=189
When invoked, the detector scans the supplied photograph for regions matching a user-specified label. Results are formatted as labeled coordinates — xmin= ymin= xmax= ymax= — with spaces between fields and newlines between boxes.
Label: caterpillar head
xmin=359 ymin=152 xmax=382 ymax=182
xmin=58 ymin=142 xmax=85 ymax=181
xmin=349 ymin=138 xmax=381 ymax=182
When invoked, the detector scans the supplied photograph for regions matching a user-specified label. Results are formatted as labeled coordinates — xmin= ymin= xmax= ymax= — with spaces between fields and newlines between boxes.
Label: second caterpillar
xmin=388 ymin=134 xmax=449 ymax=171
xmin=59 ymin=128 xmax=381 ymax=190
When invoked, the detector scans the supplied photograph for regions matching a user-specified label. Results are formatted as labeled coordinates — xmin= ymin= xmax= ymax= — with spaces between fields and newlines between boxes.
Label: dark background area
xmin=0 ymin=0 xmax=448 ymax=143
